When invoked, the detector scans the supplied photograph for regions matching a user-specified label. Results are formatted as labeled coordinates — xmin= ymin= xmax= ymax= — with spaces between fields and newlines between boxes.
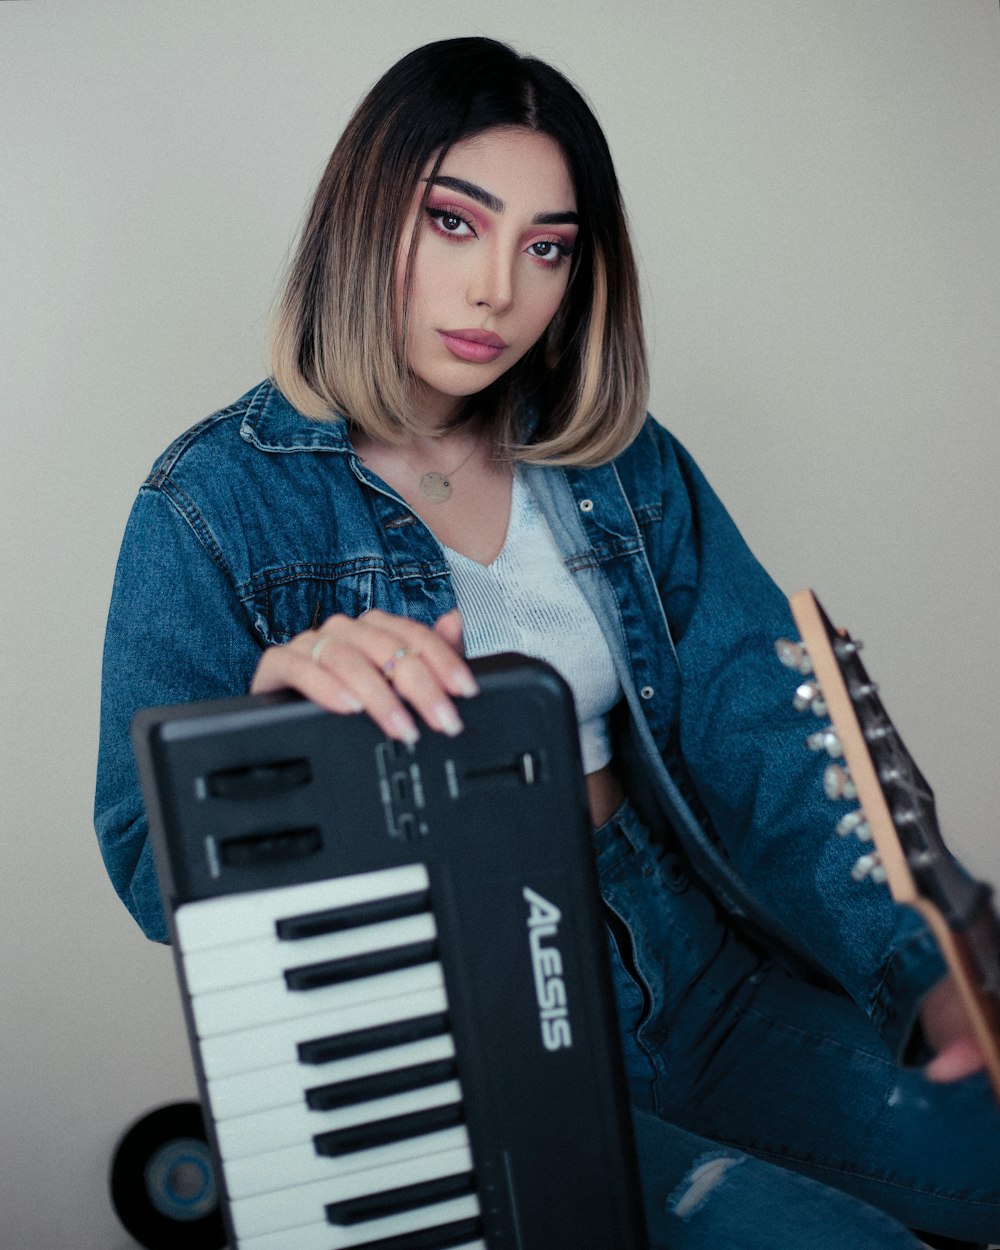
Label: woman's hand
xmin=921 ymin=974 xmax=987 ymax=1083
xmin=250 ymin=608 xmax=478 ymax=744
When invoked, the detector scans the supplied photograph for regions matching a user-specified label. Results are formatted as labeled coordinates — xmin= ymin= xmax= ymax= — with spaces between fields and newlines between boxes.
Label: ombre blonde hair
xmin=271 ymin=38 xmax=648 ymax=466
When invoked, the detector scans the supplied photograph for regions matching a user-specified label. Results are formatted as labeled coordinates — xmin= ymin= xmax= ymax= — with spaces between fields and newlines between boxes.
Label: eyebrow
xmin=427 ymin=175 xmax=579 ymax=226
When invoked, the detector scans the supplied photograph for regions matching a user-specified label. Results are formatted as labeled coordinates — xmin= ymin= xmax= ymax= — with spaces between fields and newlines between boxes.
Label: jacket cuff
xmin=869 ymin=916 xmax=948 ymax=1062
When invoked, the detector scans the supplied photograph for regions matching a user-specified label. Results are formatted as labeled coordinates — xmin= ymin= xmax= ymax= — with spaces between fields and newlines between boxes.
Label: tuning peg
xmin=835 ymin=810 xmax=872 ymax=842
xmin=775 ymin=639 xmax=813 ymax=675
xmin=806 ymin=729 xmax=842 ymax=758
xmin=851 ymin=852 xmax=887 ymax=884
xmin=793 ymin=681 xmax=827 ymax=716
xmin=824 ymin=763 xmax=856 ymax=802
xmin=834 ymin=638 xmax=863 ymax=660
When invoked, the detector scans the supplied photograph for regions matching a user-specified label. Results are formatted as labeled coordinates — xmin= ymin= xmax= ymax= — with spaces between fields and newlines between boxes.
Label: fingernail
xmin=334 ymin=690 xmax=364 ymax=712
xmin=389 ymin=710 xmax=420 ymax=745
xmin=453 ymin=670 xmax=479 ymax=698
xmin=434 ymin=701 xmax=464 ymax=737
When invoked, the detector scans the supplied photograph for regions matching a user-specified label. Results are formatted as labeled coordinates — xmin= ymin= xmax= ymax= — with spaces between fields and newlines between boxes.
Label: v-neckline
xmin=439 ymin=471 xmax=521 ymax=571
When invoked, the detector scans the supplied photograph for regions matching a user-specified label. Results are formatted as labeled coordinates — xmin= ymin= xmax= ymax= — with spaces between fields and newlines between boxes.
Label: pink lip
xmin=438 ymin=329 xmax=507 ymax=363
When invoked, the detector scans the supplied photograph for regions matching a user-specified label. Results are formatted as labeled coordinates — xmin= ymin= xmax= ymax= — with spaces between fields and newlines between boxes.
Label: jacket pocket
xmin=249 ymin=564 xmax=379 ymax=645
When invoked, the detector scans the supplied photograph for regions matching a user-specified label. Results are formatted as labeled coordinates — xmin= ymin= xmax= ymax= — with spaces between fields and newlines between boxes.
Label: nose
xmin=467 ymin=242 xmax=514 ymax=313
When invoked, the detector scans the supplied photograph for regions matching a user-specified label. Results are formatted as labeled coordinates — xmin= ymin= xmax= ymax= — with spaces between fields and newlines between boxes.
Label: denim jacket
xmin=95 ymin=379 xmax=944 ymax=1056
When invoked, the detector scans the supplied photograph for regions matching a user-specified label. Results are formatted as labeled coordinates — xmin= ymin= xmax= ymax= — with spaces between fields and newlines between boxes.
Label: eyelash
xmin=424 ymin=206 xmax=574 ymax=268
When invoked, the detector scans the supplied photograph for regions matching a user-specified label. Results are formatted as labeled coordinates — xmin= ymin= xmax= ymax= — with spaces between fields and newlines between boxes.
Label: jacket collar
xmin=239 ymin=380 xmax=355 ymax=454
xmin=238 ymin=379 xmax=542 ymax=454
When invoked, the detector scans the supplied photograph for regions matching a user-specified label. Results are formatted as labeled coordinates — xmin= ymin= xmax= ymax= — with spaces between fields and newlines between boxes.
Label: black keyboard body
xmin=132 ymin=653 xmax=647 ymax=1250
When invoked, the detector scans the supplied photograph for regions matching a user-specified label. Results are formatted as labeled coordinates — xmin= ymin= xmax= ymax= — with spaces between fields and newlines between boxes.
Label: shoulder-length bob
xmin=271 ymin=37 xmax=648 ymax=465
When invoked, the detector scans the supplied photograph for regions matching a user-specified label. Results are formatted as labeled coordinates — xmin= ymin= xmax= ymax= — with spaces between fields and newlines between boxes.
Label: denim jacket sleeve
xmin=637 ymin=428 xmax=947 ymax=1058
xmin=95 ymin=484 xmax=264 ymax=942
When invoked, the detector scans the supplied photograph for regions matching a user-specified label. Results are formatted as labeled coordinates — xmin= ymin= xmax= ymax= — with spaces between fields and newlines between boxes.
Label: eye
xmin=527 ymin=238 xmax=575 ymax=267
xmin=426 ymin=206 xmax=477 ymax=240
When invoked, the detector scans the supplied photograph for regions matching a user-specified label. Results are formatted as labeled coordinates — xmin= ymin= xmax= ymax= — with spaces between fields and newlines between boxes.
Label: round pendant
xmin=419 ymin=471 xmax=452 ymax=503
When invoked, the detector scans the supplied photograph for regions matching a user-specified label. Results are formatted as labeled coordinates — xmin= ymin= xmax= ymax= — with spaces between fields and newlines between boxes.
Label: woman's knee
xmin=631 ymin=1109 xmax=926 ymax=1250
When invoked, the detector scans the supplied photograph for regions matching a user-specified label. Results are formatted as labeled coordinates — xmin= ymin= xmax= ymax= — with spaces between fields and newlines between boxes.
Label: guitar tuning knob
xmin=835 ymin=810 xmax=872 ymax=842
xmin=793 ymin=681 xmax=827 ymax=717
xmin=824 ymin=763 xmax=857 ymax=802
xmin=775 ymin=639 xmax=813 ymax=675
xmin=806 ymin=729 xmax=842 ymax=758
xmin=834 ymin=638 xmax=863 ymax=660
xmin=851 ymin=852 xmax=887 ymax=884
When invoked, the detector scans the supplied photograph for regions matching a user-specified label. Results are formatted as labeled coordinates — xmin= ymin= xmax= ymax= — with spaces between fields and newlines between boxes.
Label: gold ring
xmin=382 ymin=646 xmax=410 ymax=677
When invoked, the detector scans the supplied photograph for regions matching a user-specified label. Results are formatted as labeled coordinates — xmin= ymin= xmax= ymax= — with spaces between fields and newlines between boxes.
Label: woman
xmin=96 ymin=37 xmax=999 ymax=1248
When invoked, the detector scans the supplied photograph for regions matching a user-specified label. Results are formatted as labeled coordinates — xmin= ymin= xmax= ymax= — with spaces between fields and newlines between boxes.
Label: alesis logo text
xmin=523 ymin=887 xmax=573 ymax=1051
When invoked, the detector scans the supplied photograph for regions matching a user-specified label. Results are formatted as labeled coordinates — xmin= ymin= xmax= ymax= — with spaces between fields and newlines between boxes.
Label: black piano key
xmin=330 ymin=1220 xmax=482 ymax=1250
xmin=326 ymin=1171 xmax=477 ymax=1226
xmin=276 ymin=888 xmax=430 ymax=941
xmin=313 ymin=1102 xmax=465 ymax=1157
xmin=306 ymin=1057 xmax=458 ymax=1111
xmin=338 ymin=1217 xmax=483 ymax=1250
xmin=285 ymin=939 xmax=438 ymax=991
xmin=298 ymin=1012 xmax=451 ymax=1065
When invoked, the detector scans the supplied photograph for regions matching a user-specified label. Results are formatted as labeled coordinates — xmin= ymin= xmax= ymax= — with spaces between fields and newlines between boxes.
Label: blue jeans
xmin=594 ymin=800 xmax=1000 ymax=1248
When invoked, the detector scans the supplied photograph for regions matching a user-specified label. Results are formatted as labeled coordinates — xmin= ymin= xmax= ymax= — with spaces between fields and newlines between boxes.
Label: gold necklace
xmin=417 ymin=437 xmax=480 ymax=503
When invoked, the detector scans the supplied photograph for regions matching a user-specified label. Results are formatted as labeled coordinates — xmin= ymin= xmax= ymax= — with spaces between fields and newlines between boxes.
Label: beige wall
xmin=2 ymin=2 xmax=998 ymax=1245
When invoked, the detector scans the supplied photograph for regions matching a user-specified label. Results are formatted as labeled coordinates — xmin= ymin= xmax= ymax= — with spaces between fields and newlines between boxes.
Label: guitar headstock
xmin=779 ymin=590 xmax=970 ymax=923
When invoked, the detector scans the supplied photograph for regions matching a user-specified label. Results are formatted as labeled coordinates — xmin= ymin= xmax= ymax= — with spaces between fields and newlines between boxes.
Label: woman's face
xmin=397 ymin=126 xmax=579 ymax=427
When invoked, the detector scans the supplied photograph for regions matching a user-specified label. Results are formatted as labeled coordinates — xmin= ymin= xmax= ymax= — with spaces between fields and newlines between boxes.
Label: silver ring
xmin=382 ymin=646 xmax=410 ymax=677
xmin=310 ymin=634 xmax=332 ymax=664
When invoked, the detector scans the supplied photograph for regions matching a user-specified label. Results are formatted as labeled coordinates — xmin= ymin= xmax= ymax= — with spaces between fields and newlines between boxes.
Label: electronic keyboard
xmin=132 ymin=654 xmax=647 ymax=1250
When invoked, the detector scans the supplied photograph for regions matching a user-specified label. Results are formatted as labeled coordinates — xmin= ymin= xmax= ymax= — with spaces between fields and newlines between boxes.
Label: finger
xmin=304 ymin=620 xmax=453 ymax=741
xmin=359 ymin=609 xmax=478 ymax=699
xmin=317 ymin=636 xmax=429 ymax=743
xmin=433 ymin=608 xmax=468 ymax=658
xmin=351 ymin=626 xmax=466 ymax=737
xmin=265 ymin=631 xmax=423 ymax=743
xmin=250 ymin=640 xmax=367 ymax=715
xmin=379 ymin=645 xmax=465 ymax=737
xmin=255 ymin=611 xmax=475 ymax=742
xmin=924 ymin=1036 xmax=985 ymax=1083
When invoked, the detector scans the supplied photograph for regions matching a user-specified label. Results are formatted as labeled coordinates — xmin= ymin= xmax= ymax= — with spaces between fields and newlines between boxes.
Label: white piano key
xmin=216 ymin=1080 xmax=462 ymax=1160
xmin=210 ymin=1033 xmax=457 ymax=1119
xmin=224 ymin=1124 xmax=470 ymax=1200
xmin=175 ymin=863 xmax=430 ymax=952
xmin=184 ymin=912 xmax=437 ymax=994
xmin=199 ymin=985 xmax=449 ymax=1080
xmin=191 ymin=961 xmax=445 ymax=1038
xmin=228 ymin=1143 xmax=473 ymax=1240
xmin=238 ymin=1194 xmax=481 ymax=1250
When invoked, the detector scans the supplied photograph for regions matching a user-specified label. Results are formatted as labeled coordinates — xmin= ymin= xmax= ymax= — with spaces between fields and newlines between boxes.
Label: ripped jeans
xmin=594 ymin=799 xmax=1000 ymax=1249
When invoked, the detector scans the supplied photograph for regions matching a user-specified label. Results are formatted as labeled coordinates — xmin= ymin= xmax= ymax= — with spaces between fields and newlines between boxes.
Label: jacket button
xmin=579 ymin=499 xmax=594 ymax=512
xmin=640 ymin=686 xmax=654 ymax=700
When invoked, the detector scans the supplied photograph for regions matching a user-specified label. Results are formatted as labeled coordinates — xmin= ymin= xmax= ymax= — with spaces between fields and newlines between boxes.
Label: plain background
xmin=2 ymin=2 xmax=998 ymax=1246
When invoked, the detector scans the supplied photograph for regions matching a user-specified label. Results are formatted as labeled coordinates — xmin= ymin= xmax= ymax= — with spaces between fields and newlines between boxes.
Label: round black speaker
xmin=109 ymin=1102 xmax=227 ymax=1249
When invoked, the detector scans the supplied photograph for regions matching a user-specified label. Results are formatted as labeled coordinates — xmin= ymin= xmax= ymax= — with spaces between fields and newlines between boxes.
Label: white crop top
xmin=440 ymin=472 xmax=622 ymax=773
